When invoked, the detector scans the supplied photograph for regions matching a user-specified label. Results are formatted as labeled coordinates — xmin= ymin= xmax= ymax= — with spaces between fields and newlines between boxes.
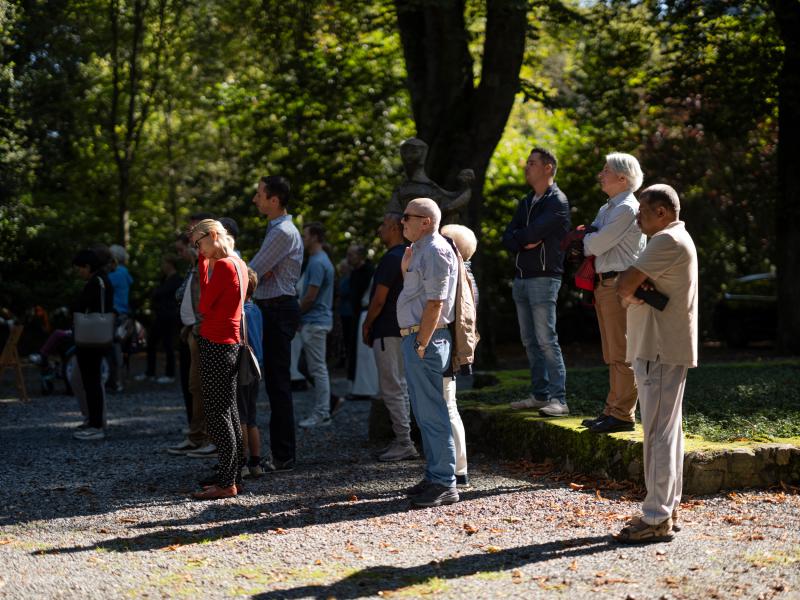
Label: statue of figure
xmin=386 ymin=138 xmax=475 ymax=225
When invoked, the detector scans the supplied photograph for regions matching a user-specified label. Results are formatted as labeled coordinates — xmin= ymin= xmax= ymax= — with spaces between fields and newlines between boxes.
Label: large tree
xmin=771 ymin=0 xmax=800 ymax=353
xmin=394 ymin=0 xmax=528 ymax=230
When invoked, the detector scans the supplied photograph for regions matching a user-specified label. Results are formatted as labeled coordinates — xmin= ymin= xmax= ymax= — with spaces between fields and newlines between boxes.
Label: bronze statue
xmin=386 ymin=138 xmax=474 ymax=224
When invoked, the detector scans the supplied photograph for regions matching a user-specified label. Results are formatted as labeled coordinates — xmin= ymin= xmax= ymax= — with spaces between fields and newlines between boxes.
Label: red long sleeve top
xmin=197 ymin=254 xmax=243 ymax=344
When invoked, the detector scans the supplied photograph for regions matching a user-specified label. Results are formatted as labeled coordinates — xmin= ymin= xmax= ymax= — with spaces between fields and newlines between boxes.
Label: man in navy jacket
xmin=502 ymin=148 xmax=571 ymax=416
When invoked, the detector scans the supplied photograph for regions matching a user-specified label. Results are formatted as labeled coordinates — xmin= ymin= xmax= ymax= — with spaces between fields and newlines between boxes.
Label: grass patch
xmin=465 ymin=360 xmax=800 ymax=443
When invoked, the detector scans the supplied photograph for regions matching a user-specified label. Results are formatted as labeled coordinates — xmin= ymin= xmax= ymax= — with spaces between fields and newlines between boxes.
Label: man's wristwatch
xmin=414 ymin=340 xmax=426 ymax=353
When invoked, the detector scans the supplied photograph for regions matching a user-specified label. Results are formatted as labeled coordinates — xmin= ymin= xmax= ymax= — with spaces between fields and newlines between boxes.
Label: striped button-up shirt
xmin=248 ymin=214 xmax=303 ymax=300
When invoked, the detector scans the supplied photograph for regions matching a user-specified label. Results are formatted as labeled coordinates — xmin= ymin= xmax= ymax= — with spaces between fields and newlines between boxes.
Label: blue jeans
xmin=512 ymin=277 xmax=567 ymax=404
xmin=402 ymin=329 xmax=456 ymax=488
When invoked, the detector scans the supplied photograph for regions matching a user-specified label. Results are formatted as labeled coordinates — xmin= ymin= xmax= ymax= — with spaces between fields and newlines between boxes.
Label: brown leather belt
xmin=595 ymin=271 xmax=619 ymax=282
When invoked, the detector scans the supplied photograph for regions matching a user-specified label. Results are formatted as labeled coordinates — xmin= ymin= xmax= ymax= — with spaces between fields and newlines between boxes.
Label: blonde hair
xmin=190 ymin=219 xmax=236 ymax=257
xmin=441 ymin=224 xmax=478 ymax=260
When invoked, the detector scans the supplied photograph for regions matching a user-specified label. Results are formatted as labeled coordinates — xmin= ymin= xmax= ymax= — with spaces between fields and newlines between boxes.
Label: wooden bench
xmin=0 ymin=324 xmax=29 ymax=402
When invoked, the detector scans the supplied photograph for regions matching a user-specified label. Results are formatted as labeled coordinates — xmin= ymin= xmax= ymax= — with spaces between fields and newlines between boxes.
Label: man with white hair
xmin=397 ymin=198 xmax=460 ymax=507
xmin=614 ymin=184 xmax=698 ymax=543
xmin=581 ymin=153 xmax=647 ymax=433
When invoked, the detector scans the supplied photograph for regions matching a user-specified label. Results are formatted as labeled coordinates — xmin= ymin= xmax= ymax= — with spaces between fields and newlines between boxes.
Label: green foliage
xmin=462 ymin=361 xmax=800 ymax=442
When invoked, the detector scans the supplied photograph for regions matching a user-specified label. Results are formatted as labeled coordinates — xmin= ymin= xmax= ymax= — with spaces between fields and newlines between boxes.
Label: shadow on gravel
xmin=32 ymin=483 xmax=536 ymax=557
xmin=251 ymin=535 xmax=615 ymax=599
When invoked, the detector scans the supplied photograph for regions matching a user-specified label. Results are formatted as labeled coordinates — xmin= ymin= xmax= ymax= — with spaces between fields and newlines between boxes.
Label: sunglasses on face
xmin=402 ymin=213 xmax=427 ymax=222
xmin=193 ymin=232 xmax=210 ymax=250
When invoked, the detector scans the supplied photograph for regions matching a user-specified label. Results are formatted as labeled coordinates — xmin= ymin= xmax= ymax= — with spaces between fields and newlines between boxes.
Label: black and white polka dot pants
xmin=198 ymin=337 xmax=244 ymax=488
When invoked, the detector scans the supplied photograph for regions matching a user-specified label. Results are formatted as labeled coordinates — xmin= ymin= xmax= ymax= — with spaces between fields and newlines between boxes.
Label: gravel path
xmin=1 ymin=378 xmax=798 ymax=599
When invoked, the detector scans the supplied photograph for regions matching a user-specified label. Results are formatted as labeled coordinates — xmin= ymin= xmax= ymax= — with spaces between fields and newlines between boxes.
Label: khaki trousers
xmin=594 ymin=279 xmax=637 ymax=422
xmin=185 ymin=329 xmax=207 ymax=445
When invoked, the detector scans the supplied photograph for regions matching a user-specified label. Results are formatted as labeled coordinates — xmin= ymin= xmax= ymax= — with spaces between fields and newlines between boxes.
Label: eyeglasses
xmin=402 ymin=213 xmax=427 ymax=222
xmin=193 ymin=232 xmax=210 ymax=250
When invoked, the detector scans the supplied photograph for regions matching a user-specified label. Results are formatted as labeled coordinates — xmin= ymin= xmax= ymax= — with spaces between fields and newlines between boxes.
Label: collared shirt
xmin=300 ymin=250 xmax=335 ymax=327
xmin=583 ymin=191 xmax=646 ymax=273
xmin=249 ymin=214 xmax=303 ymax=300
xmin=626 ymin=221 xmax=698 ymax=367
xmin=396 ymin=231 xmax=458 ymax=329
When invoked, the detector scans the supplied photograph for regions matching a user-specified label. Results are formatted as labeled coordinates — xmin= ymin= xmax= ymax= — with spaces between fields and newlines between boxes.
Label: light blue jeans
xmin=512 ymin=277 xmax=567 ymax=404
xmin=300 ymin=324 xmax=332 ymax=419
xmin=402 ymin=328 xmax=456 ymax=488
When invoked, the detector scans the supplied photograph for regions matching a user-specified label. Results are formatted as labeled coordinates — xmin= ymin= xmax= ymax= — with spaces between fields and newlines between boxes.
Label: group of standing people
xmin=67 ymin=146 xmax=697 ymax=542
xmin=504 ymin=147 xmax=697 ymax=543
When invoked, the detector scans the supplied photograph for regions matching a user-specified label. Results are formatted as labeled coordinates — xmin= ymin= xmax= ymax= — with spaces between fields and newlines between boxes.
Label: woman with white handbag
xmin=71 ymin=249 xmax=115 ymax=441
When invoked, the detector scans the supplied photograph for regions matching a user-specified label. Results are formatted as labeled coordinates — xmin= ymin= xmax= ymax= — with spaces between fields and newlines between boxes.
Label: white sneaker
xmin=539 ymin=401 xmax=569 ymax=417
xmin=186 ymin=443 xmax=218 ymax=458
xmin=73 ymin=428 xmax=106 ymax=440
xmin=156 ymin=376 xmax=175 ymax=384
xmin=510 ymin=396 xmax=549 ymax=410
xmin=166 ymin=439 xmax=200 ymax=455
xmin=299 ymin=415 xmax=332 ymax=428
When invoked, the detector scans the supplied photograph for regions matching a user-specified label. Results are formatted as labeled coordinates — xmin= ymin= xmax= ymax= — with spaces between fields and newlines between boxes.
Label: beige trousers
xmin=594 ymin=278 xmax=637 ymax=422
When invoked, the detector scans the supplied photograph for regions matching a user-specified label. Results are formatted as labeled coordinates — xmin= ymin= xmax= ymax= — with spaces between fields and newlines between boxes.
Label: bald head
xmin=406 ymin=198 xmax=441 ymax=231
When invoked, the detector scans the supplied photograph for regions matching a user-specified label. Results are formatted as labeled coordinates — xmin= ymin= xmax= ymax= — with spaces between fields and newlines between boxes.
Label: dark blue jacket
xmin=502 ymin=183 xmax=570 ymax=279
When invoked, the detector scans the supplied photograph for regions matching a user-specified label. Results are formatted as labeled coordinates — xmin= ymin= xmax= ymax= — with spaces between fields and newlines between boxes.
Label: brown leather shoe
xmin=192 ymin=484 xmax=237 ymax=500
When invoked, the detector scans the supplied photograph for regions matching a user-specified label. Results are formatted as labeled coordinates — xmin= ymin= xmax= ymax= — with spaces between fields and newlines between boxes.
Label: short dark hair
xmin=304 ymin=221 xmax=325 ymax=243
xmin=640 ymin=184 xmax=680 ymax=215
xmin=162 ymin=254 xmax=178 ymax=269
xmin=530 ymin=147 xmax=558 ymax=176
xmin=73 ymin=249 xmax=101 ymax=272
xmin=218 ymin=216 xmax=239 ymax=239
xmin=177 ymin=232 xmax=191 ymax=245
xmin=190 ymin=211 xmax=215 ymax=222
xmin=261 ymin=175 xmax=291 ymax=208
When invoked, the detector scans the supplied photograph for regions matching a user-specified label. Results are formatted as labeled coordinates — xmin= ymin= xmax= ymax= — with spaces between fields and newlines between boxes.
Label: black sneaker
xmin=405 ymin=479 xmax=430 ymax=497
xmin=456 ymin=474 xmax=471 ymax=488
xmin=581 ymin=413 xmax=607 ymax=428
xmin=589 ymin=416 xmax=635 ymax=434
xmin=263 ymin=457 xmax=295 ymax=473
xmin=411 ymin=483 xmax=459 ymax=507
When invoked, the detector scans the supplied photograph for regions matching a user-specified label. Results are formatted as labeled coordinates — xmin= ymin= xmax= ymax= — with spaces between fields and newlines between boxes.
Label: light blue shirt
xmin=396 ymin=232 xmax=458 ymax=329
xmin=108 ymin=265 xmax=133 ymax=315
xmin=584 ymin=191 xmax=646 ymax=273
xmin=249 ymin=214 xmax=303 ymax=300
xmin=300 ymin=251 xmax=335 ymax=327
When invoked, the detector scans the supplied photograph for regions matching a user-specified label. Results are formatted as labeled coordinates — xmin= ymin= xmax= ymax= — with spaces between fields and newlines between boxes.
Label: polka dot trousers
xmin=198 ymin=337 xmax=244 ymax=487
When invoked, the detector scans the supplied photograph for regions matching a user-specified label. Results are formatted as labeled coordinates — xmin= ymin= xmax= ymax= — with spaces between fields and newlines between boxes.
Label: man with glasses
xmin=502 ymin=148 xmax=570 ymax=417
xmin=250 ymin=176 xmax=304 ymax=472
xmin=398 ymin=198 xmax=459 ymax=507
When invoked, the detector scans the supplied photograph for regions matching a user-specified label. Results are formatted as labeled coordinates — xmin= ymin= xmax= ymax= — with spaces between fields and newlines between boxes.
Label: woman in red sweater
xmin=189 ymin=219 xmax=247 ymax=499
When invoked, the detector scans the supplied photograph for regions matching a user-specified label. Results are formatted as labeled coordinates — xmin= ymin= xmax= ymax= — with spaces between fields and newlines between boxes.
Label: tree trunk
xmin=772 ymin=0 xmax=800 ymax=354
xmin=394 ymin=0 xmax=528 ymax=365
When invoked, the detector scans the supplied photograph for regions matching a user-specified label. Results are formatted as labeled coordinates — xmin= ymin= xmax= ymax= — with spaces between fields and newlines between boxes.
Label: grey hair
xmin=190 ymin=219 xmax=236 ymax=257
xmin=639 ymin=184 xmax=681 ymax=215
xmin=109 ymin=244 xmax=128 ymax=265
xmin=606 ymin=152 xmax=644 ymax=192
xmin=440 ymin=224 xmax=478 ymax=260
xmin=406 ymin=197 xmax=441 ymax=231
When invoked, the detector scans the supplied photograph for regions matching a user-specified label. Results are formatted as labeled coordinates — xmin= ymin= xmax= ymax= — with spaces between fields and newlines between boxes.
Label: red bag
xmin=575 ymin=256 xmax=596 ymax=291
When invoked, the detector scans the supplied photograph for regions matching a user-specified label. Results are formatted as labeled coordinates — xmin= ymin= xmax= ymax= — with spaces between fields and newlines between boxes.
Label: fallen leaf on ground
xmin=569 ymin=483 xmax=584 ymax=491
xmin=97 ymin=528 xmax=111 ymax=534
xmin=0 ymin=539 xmax=13 ymax=545
xmin=463 ymin=523 xmax=478 ymax=535
xmin=163 ymin=544 xmax=182 ymax=552
xmin=503 ymin=516 xmax=522 ymax=523
xmin=314 ymin=559 xmax=322 ymax=565
xmin=485 ymin=545 xmax=502 ymax=553
xmin=117 ymin=517 xmax=138 ymax=524
xmin=569 ymin=560 xmax=577 ymax=571
xmin=270 ymin=528 xmax=288 ymax=535
xmin=348 ymin=494 xmax=358 ymax=502
xmin=512 ymin=569 xmax=523 ymax=583
xmin=595 ymin=489 xmax=605 ymax=501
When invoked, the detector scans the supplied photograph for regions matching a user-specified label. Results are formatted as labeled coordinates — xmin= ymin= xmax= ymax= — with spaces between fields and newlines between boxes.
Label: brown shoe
xmin=613 ymin=516 xmax=674 ymax=544
xmin=191 ymin=484 xmax=237 ymax=500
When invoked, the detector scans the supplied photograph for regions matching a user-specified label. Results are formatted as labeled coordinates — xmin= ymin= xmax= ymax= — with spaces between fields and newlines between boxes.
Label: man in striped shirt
xmin=250 ymin=175 xmax=304 ymax=472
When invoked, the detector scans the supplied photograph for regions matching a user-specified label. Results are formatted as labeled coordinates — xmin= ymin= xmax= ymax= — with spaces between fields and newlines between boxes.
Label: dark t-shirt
xmin=370 ymin=244 xmax=408 ymax=339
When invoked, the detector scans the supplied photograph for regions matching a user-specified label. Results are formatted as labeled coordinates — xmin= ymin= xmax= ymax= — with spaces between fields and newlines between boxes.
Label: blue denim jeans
xmin=402 ymin=328 xmax=456 ymax=488
xmin=512 ymin=277 xmax=567 ymax=404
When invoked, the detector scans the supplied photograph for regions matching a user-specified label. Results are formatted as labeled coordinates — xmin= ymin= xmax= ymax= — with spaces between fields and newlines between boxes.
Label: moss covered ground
xmin=463 ymin=360 xmax=800 ymax=447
